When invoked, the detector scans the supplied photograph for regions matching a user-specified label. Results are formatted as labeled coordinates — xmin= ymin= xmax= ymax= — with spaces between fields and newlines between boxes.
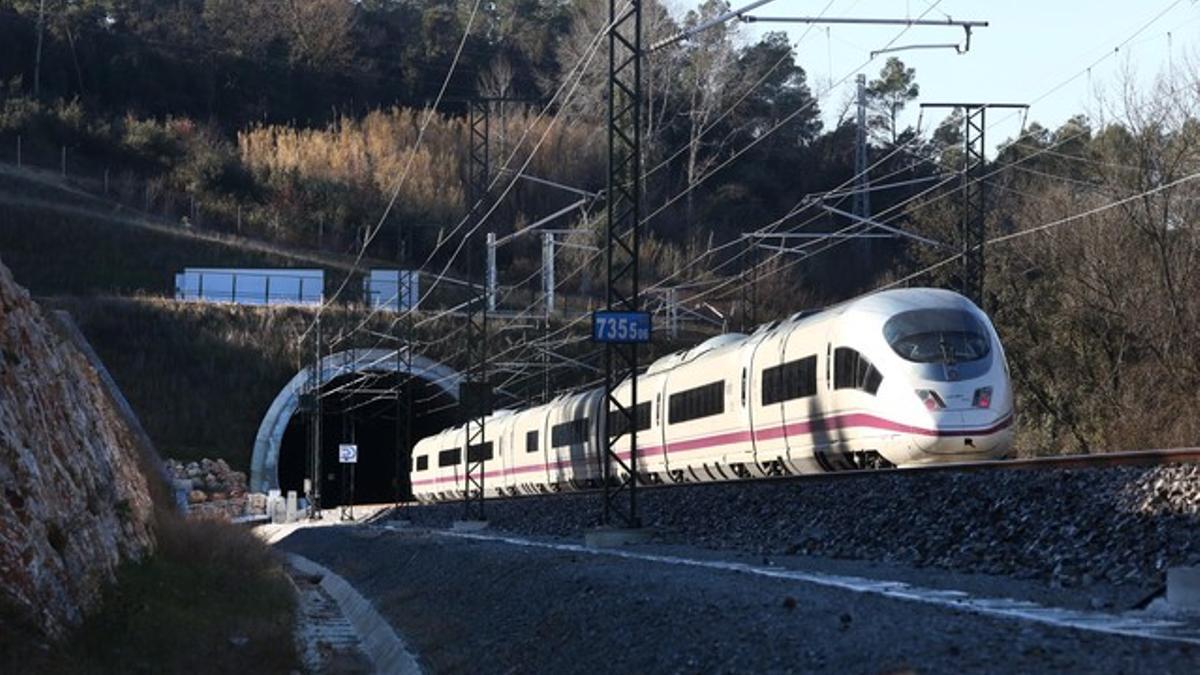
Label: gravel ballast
xmin=277 ymin=526 xmax=1200 ymax=674
xmin=399 ymin=464 xmax=1200 ymax=591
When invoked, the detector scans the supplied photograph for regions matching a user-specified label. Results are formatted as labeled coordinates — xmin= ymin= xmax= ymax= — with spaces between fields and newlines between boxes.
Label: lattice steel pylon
xmin=393 ymin=217 xmax=417 ymax=513
xmin=393 ymin=292 xmax=414 ymax=512
xmin=921 ymin=102 xmax=1026 ymax=309
xmin=305 ymin=317 xmax=324 ymax=519
xmin=462 ymin=98 xmax=491 ymax=521
xmin=601 ymin=0 xmax=643 ymax=529
xmin=961 ymin=105 xmax=987 ymax=307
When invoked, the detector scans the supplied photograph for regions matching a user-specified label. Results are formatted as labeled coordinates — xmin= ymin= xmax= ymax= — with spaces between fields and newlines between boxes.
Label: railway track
xmin=393 ymin=446 xmax=1200 ymax=507
xmin=363 ymin=446 xmax=1200 ymax=601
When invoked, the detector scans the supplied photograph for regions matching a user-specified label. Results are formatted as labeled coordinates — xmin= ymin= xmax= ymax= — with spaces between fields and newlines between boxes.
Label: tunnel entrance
xmin=277 ymin=371 xmax=460 ymax=506
xmin=250 ymin=347 xmax=466 ymax=506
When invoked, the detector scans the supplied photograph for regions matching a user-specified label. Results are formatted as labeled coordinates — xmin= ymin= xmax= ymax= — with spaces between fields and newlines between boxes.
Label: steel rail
xmin=394 ymin=447 xmax=1200 ymax=507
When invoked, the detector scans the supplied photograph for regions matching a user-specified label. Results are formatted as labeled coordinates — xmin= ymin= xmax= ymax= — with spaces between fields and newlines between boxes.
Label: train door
xmin=650 ymin=374 xmax=668 ymax=478
xmin=621 ymin=372 xmax=666 ymax=483
xmin=748 ymin=325 xmax=788 ymax=478
xmin=546 ymin=391 xmax=597 ymax=490
xmin=656 ymin=368 xmax=677 ymax=482
xmin=778 ymin=323 xmax=826 ymax=474
xmin=819 ymin=325 xmax=879 ymax=471
xmin=538 ymin=405 xmax=554 ymax=493
xmin=578 ymin=389 xmax=602 ymax=486
xmin=546 ymin=397 xmax=573 ymax=489
xmin=490 ymin=414 xmax=510 ymax=497
xmin=510 ymin=406 xmax=544 ymax=495
xmin=740 ymin=339 xmax=757 ymax=465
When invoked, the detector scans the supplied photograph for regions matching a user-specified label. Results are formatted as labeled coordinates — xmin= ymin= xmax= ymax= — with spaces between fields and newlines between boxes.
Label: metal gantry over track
xmin=601 ymin=0 xmax=644 ymax=529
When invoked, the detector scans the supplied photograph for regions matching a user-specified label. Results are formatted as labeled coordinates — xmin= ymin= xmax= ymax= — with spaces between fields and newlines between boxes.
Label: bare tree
xmin=283 ymin=0 xmax=356 ymax=68
xmin=480 ymin=55 xmax=516 ymax=157
xmin=679 ymin=0 xmax=738 ymax=226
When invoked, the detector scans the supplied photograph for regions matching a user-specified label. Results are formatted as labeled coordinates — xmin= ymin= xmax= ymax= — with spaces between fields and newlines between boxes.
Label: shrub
xmin=121 ymin=115 xmax=186 ymax=169
xmin=0 ymin=95 xmax=44 ymax=134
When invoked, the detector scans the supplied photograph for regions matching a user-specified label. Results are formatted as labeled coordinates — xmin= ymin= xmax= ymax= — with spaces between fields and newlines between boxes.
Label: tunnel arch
xmin=250 ymin=348 xmax=463 ymax=493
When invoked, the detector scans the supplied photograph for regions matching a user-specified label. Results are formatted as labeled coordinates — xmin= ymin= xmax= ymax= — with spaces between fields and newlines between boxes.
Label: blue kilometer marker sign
xmin=592 ymin=310 xmax=652 ymax=343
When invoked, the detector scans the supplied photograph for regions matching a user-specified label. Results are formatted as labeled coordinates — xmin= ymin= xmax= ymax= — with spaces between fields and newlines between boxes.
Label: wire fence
xmin=5 ymin=134 xmax=256 ymax=236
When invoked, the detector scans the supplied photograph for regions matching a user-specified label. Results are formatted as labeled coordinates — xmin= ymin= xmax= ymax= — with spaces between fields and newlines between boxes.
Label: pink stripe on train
xmin=411 ymin=412 xmax=1013 ymax=488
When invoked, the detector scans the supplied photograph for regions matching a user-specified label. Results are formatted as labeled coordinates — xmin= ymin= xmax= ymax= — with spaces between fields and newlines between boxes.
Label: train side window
xmin=761 ymin=355 xmax=817 ymax=405
xmin=551 ymin=418 xmax=590 ymax=447
xmin=834 ymin=348 xmax=884 ymax=395
xmin=526 ymin=430 xmax=539 ymax=454
xmin=438 ymin=448 xmax=461 ymax=467
xmin=668 ymin=381 xmax=724 ymax=424
xmin=415 ymin=455 xmax=429 ymax=471
xmin=467 ymin=441 xmax=494 ymax=462
xmin=608 ymin=401 xmax=651 ymax=437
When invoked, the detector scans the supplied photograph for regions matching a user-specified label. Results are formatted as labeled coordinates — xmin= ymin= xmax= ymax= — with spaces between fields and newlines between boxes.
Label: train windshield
xmin=883 ymin=309 xmax=991 ymax=364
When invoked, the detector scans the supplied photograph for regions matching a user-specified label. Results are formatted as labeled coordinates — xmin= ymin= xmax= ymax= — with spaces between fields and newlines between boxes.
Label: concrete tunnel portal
xmin=250 ymin=349 xmax=464 ymax=506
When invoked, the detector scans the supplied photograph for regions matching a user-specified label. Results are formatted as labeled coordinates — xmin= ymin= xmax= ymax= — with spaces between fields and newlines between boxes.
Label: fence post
xmin=265 ymin=275 xmax=271 ymax=305
xmin=60 ymin=146 xmax=66 ymax=177
xmin=103 ymin=168 xmax=109 ymax=194
xmin=236 ymin=205 xmax=242 ymax=234
xmin=144 ymin=180 xmax=150 ymax=211
xmin=16 ymin=135 xmax=21 ymax=168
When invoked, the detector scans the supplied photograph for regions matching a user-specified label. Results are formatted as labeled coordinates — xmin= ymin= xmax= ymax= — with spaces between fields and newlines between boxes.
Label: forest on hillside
xmin=0 ymin=0 xmax=960 ymax=290
xmin=0 ymin=0 xmax=1198 ymax=455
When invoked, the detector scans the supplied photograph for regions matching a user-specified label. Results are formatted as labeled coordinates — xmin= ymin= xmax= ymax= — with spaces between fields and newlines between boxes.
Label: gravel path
xmin=276 ymin=526 xmax=1200 ymax=674
xmin=398 ymin=464 xmax=1200 ymax=593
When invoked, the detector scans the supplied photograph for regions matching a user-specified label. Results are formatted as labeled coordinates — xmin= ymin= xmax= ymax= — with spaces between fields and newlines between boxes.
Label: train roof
xmin=641 ymin=287 xmax=975 ymax=376
xmin=835 ymin=287 xmax=976 ymax=317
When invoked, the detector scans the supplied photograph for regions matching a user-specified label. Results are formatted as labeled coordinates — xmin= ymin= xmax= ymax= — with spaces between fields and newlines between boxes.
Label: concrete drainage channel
xmin=285 ymin=552 xmax=421 ymax=674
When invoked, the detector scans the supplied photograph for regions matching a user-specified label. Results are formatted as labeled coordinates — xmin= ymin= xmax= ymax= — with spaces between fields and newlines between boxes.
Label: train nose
xmin=919 ymin=409 xmax=1011 ymax=457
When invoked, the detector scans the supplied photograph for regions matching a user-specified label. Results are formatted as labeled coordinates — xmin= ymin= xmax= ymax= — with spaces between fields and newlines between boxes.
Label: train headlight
xmin=973 ymin=386 xmax=993 ymax=409
xmin=915 ymin=389 xmax=946 ymax=411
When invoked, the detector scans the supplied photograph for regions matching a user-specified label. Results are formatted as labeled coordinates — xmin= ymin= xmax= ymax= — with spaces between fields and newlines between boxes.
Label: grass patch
xmin=0 ymin=200 xmax=304 ymax=298
xmin=69 ymin=516 xmax=298 ymax=674
xmin=2 ymin=514 xmax=299 ymax=674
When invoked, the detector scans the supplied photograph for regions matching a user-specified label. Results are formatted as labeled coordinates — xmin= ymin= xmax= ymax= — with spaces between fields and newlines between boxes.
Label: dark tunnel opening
xmin=278 ymin=371 xmax=461 ymax=507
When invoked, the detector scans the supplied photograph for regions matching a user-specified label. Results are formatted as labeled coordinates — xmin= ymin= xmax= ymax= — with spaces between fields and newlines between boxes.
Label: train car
xmin=410 ymin=288 xmax=1013 ymax=502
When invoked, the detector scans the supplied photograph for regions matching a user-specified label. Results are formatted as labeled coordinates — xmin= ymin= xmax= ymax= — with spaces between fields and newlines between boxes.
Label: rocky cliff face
xmin=0 ymin=258 xmax=155 ymax=638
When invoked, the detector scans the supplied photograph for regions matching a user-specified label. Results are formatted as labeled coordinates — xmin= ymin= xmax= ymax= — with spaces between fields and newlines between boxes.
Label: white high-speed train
xmin=410 ymin=288 xmax=1013 ymax=502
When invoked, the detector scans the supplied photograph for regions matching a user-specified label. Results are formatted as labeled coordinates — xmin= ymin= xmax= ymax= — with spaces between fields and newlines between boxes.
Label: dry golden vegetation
xmin=239 ymin=105 xmax=605 ymax=242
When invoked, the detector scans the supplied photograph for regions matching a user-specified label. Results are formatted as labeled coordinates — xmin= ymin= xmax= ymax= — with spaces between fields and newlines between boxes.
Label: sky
xmin=675 ymin=0 xmax=1200 ymax=154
